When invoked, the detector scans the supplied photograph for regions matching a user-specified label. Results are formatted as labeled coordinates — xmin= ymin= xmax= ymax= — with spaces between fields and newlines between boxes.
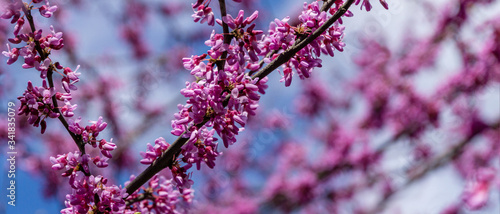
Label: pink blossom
xmin=60 ymin=100 xmax=77 ymax=117
xmin=34 ymin=58 xmax=51 ymax=79
xmin=192 ymin=5 xmax=214 ymax=26
xmin=61 ymin=65 xmax=80 ymax=92
xmin=125 ymin=175 xmax=191 ymax=213
xmin=12 ymin=17 xmax=24 ymax=36
xmin=462 ymin=168 xmax=496 ymax=210
xmin=2 ymin=43 xmax=19 ymax=64
xmin=17 ymin=80 xmax=59 ymax=133
xmin=140 ymin=137 xmax=171 ymax=165
xmin=39 ymin=1 xmax=58 ymax=18
xmin=44 ymin=25 xmax=64 ymax=50
xmin=0 ymin=2 xmax=22 ymax=23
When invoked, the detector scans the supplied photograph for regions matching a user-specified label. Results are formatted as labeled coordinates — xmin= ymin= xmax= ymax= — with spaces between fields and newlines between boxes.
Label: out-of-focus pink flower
xmin=462 ymin=168 xmax=496 ymax=210
xmin=2 ymin=44 xmax=19 ymax=64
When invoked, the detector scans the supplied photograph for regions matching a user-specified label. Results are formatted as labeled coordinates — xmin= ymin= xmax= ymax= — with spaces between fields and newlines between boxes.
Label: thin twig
xmin=251 ymin=0 xmax=354 ymax=80
xmin=217 ymin=0 xmax=231 ymax=71
xmin=321 ymin=0 xmax=337 ymax=12
xmin=19 ymin=1 xmax=85 ymax=153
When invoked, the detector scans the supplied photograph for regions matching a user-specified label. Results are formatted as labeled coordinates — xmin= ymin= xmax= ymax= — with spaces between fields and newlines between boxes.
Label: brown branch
xmin=321 ymin=0 xmax=337 ymax=12
xmin=216 ymin=0 xmax=231 ymax=71
xmin=19 ymin=1 xmax=85 ymax=153
xmin=251 ymin=0 xmax=354 ymax=80
xmin=124 ymin=0 xmax=355 ymax=198
xmin=125 ymin=192 xmax=154 ymax=206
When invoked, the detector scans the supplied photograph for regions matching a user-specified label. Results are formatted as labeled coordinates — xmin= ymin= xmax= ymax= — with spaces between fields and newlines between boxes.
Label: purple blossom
xmin=92 ymin=155 xmax=110 ymax=168
xmin=34 ymin=58 xmax=51 ymax=79
xmin=49 ymin=151 xmax=90 ymax=176
xmin=182 ymin=53 xmax=208 ymax=70
xmin=98 ymin=139 xmax=116 ymax=158
xmin=191 ymin=0 xmax=204 ymax=8
xmin=68 ymin=116 xmax=112 ymax=160
xmin=17 ymin=80 xmax=59 ymax=133
xmin=0 ymin=2 xmax=22 ymax=24
xmin=50 ymin=154 xmax=67 ymax=170
xmin=61 ymin=99 xmax=77 ymax=117
xmin=39 ymin=1 xmax=58 ymax=18
xmin=68 ymin=117 xmax=83 ymax=135
xmin=261 ymin=17 xmax=294 ymax=52
xmin=55 ymin=92 xmax=72 ymax=101
xmin=280 ymin=67 xmax=293 ymax=87
xmin=192 ymin=5 xmax=214 ymax=26
xmin=62 ymin=65 xmax=80 ymax=93
xmin=89 ymin=116 xmax=107 ymax=134
xmin=140 ymin=137 xmax=171 ymax=165
xmin=125 ymin=175 xmax=191 ymax=213
xmin=220 ymin=10 xmax=258 ymax=29
xmin=205 ymin=30 xmax=227 ymax=61
xmin=51 ymin=150 xmax=126 ymax=213
xmin=182 ymin=127 xmax=220 ymax=170
xmin=13 ymin=17 xmax=24 ymax=36
xmin=353 ymin=0 xmax=390 ymax=11
xmin=255 ymin=1 xmax=349 ymax=87
xmin=44 ymin=25 xmax=64 ymax=49
xmin=20 ymin=42 xmax=39 ymax=69
xmin=299 ymin=2 xmax=326 ymax=29
xmin=62 ymin=172 xmax=128 ymax=213
xmin=2 ymin=44 xmax=19 ymax=65
xmin=356 ymin=0 xmax=373 ymax=11
xmin=171 ymin=104 xmax=192 ymax=136
xmin=462 ymin=168 xmax=496 ymax=210
xmin=171 ymin=164 xmax=194 ymax=189
xmin=3 ymin=0 xmax=497 ymax=213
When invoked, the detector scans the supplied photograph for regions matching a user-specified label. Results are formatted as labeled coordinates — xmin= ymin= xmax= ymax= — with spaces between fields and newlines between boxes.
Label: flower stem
xmin=19 ymin=0 xmax=86 ymax=153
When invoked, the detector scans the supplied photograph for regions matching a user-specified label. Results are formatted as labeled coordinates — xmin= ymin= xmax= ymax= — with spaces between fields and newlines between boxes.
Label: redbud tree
xmin=0 ymin=0 xmax=499 ymax=213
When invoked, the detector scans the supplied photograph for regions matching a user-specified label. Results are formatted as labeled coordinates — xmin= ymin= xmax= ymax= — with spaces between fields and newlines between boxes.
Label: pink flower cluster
xmin=1 ymin=1 xmax=80 ymax=133
xmin=1 ymin=1 xmax=130 ymax=212
xmin=155 ymin=9 xmax=273 ymax=192
xmin=68 ymin=116 xmax=116 ymax=159
xmin=49 ymin=151 xmax=128 ymax=213
xmin=17 ymin=80 xmax=58 ymax=134
xmin=192 ymin=0 xmax=215 ymax=26
xmin=258 ymin=1 xmax=347 ymax=86
xmin=1 ymin=7 xmax=64 ymax=74
xmin=140 ymin=137 xmax=171 ymax=165
xmin=462 ymin=168 xmax=497 ymax=209
xmin=173 ymin=1 xmax=350 ymax=159
xmin=125 ymin=175 xmax=194 ymax=213
xmin=140 ymin=0 xmax=387 ymax=210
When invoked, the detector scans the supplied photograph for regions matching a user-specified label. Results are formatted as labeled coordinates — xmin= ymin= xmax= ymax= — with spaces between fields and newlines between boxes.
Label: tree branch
xmin=321 ymin=0 xmax=337 ymax=12
xmin=19 ymin=1 xmax=85 ymax=153
xmin=251 ymin=0 xmax=354 ymax=80
xmin=124 ymin=0 xmax=355 ymax=198
xmin=217 ymin=0 xmax=231 ymax=71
